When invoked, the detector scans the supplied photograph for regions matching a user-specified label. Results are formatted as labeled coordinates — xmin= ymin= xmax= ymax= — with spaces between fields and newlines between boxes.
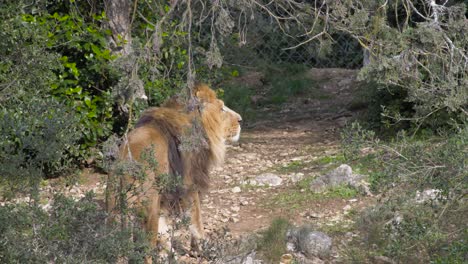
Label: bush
xmin=341 ymin=123 xmax=467 ymax=263
xmin=257 ymin=218 xmax=291 ymax=262
xmin=0 ymin=99 xmax=81 ymax=198
xmin=357 ymin=2 xmax=468 ymax=132
xmin=0 ymin=193 xmax=150 ymax=263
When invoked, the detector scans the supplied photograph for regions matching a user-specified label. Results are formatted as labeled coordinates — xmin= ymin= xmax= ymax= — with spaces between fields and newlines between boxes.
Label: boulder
xmin=310 ymin=164 xmax=371 ymax=195
xmin=297 ymin=231 xmax=332 ymax=258
xmin=255 ymin=173 xmax=283 ymax=187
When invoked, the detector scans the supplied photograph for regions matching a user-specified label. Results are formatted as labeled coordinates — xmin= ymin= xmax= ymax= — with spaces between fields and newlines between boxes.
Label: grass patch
xmin=276 ymin=160 xmax=308 ymax=173
xmin=263 ymin=77 xmax=332 ymax=105
xmin=314 ymin=154 xmax=345 ymax=166
xmin=320 ymin=221 xmax=354 ymax=236
xmin=269 ymin=183 xmax=358 ymax=211
xmin=257 ymin=218 xmax=291 ymax=262
xmin=326 ymin=185 xmax=358 ymax=199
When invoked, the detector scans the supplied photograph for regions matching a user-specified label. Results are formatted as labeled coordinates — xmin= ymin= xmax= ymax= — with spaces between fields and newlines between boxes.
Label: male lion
xmin=106 ymin=84 xmax=242 ymax=260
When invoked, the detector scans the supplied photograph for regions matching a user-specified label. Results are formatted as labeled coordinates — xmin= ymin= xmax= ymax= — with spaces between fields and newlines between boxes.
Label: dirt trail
xmin=200 ymin=68 xmax=374 ymax=259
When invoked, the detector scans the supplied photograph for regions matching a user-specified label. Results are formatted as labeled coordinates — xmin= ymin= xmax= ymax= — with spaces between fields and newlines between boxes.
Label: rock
xmin=241 ymin=179 xmax=258 ymax=186
xmin=290 ymin=173 xmax=305 ymax=183
xmin=280 ymin=254 xmax=293 ymax=264
xmin=309 ymin=164 xmax=371 ymax=195
xmin=297 ymin=231 xmax=332 ymax=258
xmin=255 ymin=173 xmax=283 ymax=187
xmin=232 ymin=186 xmax=242 ymax=193
xmin=286 ymin=242 xmax=296 ymax=252
xmin=243 ymin=153 xmax=257 ymax=160
xmin=415 ymin=189 xmax=443 ymax=204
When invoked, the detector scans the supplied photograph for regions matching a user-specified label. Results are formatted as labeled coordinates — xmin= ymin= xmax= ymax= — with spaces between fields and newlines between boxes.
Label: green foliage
xmin=0 ymin=193 xmax=150 ymax=263
xmin=341 ymin=123 xmax=467 ymax=263
xmin=38 ymin=10 xmax=117 ymax=148
xmin=0 ymin=99 xmax=80 ymax=197
xmin=222 ymin=84 xmax=256 ymax=122
xmin=261 ymin=64 xmax=330 ymax=105
xmin=1 ymin=2 xmax=118 ymax=164
xmin=341 ymin=121 xmax=378 ymax=161
xmin=0 ymin=2 xmax=86 ymax=185
xmin=258 ymin=218 xmax=291 ymax=262
xmin=356 ymin=2 xmax=468 ymax=132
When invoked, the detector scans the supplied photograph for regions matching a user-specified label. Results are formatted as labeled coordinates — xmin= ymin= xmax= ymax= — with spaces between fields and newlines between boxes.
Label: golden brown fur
xmin=106 ymin=84 xmax=242 ymax=261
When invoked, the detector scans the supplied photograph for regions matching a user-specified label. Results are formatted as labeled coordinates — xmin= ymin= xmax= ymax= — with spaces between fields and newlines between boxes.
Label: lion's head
xmin=193 ymin=84 xmax=242 ymax=143
xmin=176 ymin=84 xmax=241 ymax=169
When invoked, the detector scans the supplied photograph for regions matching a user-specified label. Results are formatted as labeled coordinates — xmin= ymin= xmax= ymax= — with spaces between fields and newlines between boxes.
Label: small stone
xmin=343 ymin=205 xmax=352 ymax=211
xmin=286 ymin=242 xmax=296 ymax=252
xmin=280 ymin=253 xmax=293 ymax=264
xmin=373 ymin=255 xmax=396 ymax=264
xmin=308 ymin=212 xmax=322 ymax=218
xmin=415 ymin=189 xmax=443 ymax=204
xmin=231 ymin=206 xmax=240 ymax=212
xmin=232 ymin=186 xmax=241 ymax=193
xmin=255 ymin=173 xmax=283 ymax=187
xmin=291 ymin=173 xmax=305 ymax=183
xmin=240 ymin=200 xmax=249 ymax=206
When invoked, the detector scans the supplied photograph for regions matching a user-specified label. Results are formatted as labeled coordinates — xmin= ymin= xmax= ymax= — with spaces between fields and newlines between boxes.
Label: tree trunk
xmin=104 ymin=0 xmax=133 ymax=55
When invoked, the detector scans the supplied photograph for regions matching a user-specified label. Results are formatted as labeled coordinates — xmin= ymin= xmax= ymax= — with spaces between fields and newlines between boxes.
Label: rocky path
xmin=196 ymin=68 xmax=376 ymax=262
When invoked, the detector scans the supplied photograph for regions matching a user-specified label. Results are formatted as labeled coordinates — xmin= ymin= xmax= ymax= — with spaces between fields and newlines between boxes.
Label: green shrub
xmin=222 ymin=84 xmax=256 ymax=122
xmin=357 ymin=2 xmax=468 ymax=133
xmin=257 ymin=218 xmax=291 ymax=262
xmin=342 ymin=123 xmax=467 ymax=263
xmin=0 ymin=193 xmax=150 ymax=263
xmin=1 ymin=2 xmax=118 ymax=163
xmin=0 ymin=99 xmax=80 ymax=197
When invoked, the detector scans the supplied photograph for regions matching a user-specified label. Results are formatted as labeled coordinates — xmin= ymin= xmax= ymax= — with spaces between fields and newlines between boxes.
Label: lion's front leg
xmin=189 ymin=190 xmax=205 ymax=252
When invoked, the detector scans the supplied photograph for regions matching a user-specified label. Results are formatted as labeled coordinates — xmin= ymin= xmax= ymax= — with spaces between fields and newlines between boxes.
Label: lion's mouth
xmin=230 ymin=126 xmax=241 ymax=142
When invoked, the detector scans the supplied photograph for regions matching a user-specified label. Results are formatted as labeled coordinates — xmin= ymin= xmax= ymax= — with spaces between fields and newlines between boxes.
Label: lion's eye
xmin=221 ymin=106 xmax=227 ymax=112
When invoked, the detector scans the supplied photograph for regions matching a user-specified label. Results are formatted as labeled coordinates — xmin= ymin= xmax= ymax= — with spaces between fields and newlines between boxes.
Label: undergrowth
xmin=257 ymin=218 xmax=291 ymax=262
xmin=340 ymin=122 xmax=467 ymax=263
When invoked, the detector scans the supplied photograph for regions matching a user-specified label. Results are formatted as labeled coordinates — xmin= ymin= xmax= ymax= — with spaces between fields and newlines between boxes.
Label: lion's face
xmin=195 ymin=85 xmax=242 ymax=143
xmin=220 ymin=101 xmax=242 ymax=142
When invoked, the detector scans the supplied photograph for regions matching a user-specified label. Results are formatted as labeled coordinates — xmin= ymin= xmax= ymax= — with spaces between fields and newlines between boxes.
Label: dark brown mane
xmin=135 ymin=107 xmax=213 ymax=192
xmin=135 ymin=111 xmax=184 ymax=181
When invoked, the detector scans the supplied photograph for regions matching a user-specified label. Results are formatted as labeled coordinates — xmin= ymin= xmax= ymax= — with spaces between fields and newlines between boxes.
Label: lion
xmin=106 ymin=83 xmax=242 ymax=260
